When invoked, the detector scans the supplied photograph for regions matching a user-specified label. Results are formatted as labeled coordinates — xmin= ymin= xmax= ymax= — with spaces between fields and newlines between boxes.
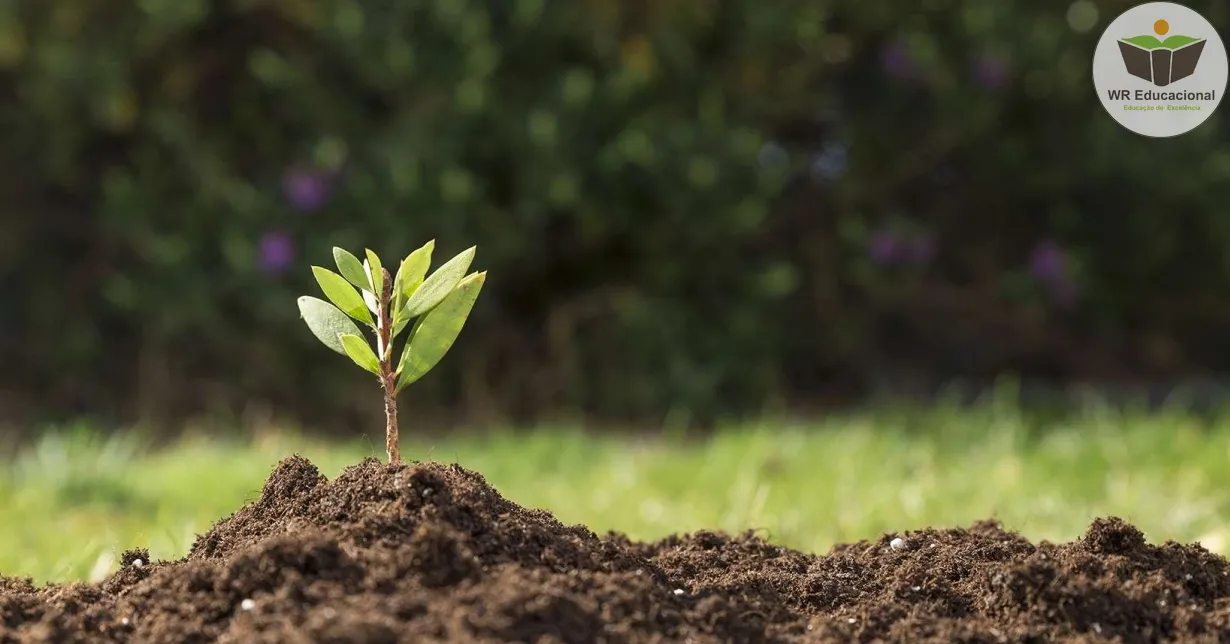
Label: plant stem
xmin=377 ymin=267 xmax=400 ymax=463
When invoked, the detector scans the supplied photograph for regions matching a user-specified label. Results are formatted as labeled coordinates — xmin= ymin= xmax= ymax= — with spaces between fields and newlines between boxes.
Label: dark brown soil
xmin=3 ymin=456 xmax=1230 ymax=643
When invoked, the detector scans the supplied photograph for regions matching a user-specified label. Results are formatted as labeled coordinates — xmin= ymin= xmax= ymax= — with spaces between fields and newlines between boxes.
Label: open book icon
xmin=1117 ymin=35 xmax=1207 ymax=86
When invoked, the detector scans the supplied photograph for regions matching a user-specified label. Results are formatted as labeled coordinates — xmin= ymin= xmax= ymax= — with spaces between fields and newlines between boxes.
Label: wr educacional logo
xmin=1092 ymin=2 xmax=1228 ymax=138
xmin=1113 ymin=18 xmax=1206 ymax=89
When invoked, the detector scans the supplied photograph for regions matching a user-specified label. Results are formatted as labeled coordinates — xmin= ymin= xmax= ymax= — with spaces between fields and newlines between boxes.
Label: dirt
xmin=3 ymin=456 xmax=1230 ymax=643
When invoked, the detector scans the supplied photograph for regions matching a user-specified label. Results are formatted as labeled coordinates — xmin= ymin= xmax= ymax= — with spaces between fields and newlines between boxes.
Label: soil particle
xmin=3 ymin=455 xmax=1230 ymax=642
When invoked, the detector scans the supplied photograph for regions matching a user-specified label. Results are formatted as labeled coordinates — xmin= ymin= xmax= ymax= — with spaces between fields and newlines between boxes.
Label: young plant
xmin=296 ymin=242 xmax=485 ymax=463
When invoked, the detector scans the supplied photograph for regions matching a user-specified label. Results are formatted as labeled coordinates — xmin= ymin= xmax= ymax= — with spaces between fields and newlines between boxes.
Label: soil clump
xmin=2 ymin=455 xmax=1229 ymax=642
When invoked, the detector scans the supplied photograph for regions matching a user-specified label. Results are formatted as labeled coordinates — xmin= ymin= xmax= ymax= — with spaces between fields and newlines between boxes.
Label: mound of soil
xmin=3 ymin=456 xmax=1230 ymax=643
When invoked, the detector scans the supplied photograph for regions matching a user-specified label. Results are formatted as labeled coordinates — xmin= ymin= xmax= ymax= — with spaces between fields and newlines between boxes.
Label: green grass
xmin=4 ymin=401 xmax=1230 ymax=584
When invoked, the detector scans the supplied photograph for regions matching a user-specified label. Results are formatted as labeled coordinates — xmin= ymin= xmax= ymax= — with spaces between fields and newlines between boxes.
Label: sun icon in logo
xmin=1154 ymin=19 xmax=1169 ymax=35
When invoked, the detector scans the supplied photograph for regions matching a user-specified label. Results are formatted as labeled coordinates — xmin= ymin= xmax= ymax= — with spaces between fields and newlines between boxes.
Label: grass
xmin=4 ymin=399 xmax=1230 ymax=584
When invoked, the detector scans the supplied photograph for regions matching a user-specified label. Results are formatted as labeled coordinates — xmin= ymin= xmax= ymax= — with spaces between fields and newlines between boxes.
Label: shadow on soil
xmin=3 ymin=455 xmax=1230 ymax=643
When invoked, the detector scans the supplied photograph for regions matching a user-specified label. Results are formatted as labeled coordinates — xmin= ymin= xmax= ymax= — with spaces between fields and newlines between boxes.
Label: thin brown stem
xmin=376 ymin=267 xmax=400 ymax=463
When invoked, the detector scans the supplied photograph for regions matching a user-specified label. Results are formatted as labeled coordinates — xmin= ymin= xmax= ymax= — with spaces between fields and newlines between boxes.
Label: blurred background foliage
xmin=1 ymin=0 xmax=1229 ymax=433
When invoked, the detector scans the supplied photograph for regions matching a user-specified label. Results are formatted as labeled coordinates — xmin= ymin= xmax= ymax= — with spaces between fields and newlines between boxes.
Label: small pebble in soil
xmin=240 ymin=599 xmax=255 ymax=611
xmin=890 ymin=537 xmax=907 ymax=551
xmin=847 ymin=617 xmax=856 ymax=624
xmin=672 ymin=588 xmax=685 ymax=595
xmin=120 ymin=618 xmax=129 ymax=626
xmin=131 ymin=559 xmax=143 ymax=568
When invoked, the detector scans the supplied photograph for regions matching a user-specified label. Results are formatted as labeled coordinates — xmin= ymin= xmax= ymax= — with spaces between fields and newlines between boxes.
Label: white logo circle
xmin=1092 ymin=2 xmax=1228 ymax=137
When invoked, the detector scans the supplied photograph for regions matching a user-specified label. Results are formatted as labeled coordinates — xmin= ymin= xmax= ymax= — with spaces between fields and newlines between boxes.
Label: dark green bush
xmin=2 ymin=0 xmax=1228 ymax=429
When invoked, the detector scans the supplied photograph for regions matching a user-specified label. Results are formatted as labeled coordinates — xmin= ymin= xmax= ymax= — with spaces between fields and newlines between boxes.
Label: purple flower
xmin=1028 ymin=241 xmax=1067 ymax=283
xmin=881 ymin=41 xmax=917 ymax=79
xmin=1028 ymin=241 xmax=1081 ymax=309
xmin=974 ymin=54 xmax=1008 ymax=89
xmin=869 ymin=231 xmax=899 ymax=264
xmin=281 ymin=166 xmax=335 ymax=212
xmin=258 ymin=229 xmax=295 ymax=275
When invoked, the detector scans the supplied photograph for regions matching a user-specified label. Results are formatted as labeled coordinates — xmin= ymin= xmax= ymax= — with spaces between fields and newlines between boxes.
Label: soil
xmin=3 ymin=456 xmax=1230 ymax=643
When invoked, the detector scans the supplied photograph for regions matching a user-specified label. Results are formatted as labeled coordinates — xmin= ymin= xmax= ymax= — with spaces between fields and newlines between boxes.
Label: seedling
xmin=297 ymin=242 xmax=485 ymax=463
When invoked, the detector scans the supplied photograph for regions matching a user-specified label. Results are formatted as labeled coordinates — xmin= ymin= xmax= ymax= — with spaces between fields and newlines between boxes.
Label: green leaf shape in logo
xmin=1122 ymin=34 xmax=1201 ymax=50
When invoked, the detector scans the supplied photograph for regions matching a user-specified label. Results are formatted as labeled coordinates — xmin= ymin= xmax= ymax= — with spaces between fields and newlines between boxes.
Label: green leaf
xmin=332 ymin=247 xmax=370 ymax=290
xmin=312 ymin=266 xmax=375 ymax=325
xmin=396 ymin=240 xmax=435 ymax=300
xmin=395 ymin=271 xmax=485 ymax=392
xmin=297 ymin=296 xmax=364 ymax=355
xmin=392 ymin=240 xmax=437 ymax=337
xmin=392 ymin=301 xmax=412 ymax=338
xmin=392 ymin=261 xmax=408 ymax=326
xmin=339 ymin=333 xmax=381 ymax=375
xmin=365 ymin=249 xmax=384 ymax=295
xmin=403 ymin=246 xmax=476 ymax=318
